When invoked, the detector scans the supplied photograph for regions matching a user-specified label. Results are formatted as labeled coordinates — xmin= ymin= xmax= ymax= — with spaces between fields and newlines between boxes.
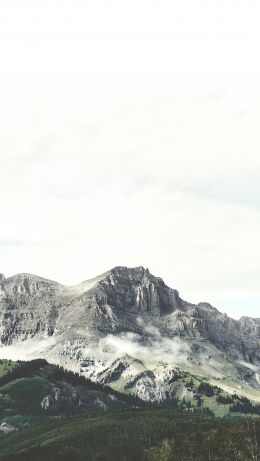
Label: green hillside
xmin=0 ymin=358 xmax=260 ymax=432
xmin=0 ymin=359 xmax=259 ymax=460
xmin=0 ymin=360 xmax=16 ymax=378
xmin=0 ymin=359 xmax=143 ymax=429
xmin=0 ymin=409 xmax=259 ymax=461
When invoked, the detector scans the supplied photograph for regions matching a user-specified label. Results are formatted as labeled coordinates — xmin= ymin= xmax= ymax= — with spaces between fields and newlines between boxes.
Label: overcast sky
xmin=1 ymin=0 xmax=260 ymax=318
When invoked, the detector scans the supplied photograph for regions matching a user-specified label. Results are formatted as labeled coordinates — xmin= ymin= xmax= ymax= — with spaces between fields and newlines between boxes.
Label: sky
xmin=1 ymin=0 xmax=260 ymax=319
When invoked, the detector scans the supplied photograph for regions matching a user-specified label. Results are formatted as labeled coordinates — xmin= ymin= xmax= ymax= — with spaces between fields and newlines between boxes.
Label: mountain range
xmin=0 ymin=266 xmax=259 ymax=409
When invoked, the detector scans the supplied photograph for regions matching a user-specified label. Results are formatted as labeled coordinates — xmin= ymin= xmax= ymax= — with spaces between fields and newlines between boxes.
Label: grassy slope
xmin=0 ymin=409 xmax=259 ymax=461
xmin=0 ymin=358 xmax=259 ymax=427
xmin=0 ymin=360 xmax=259 ymax=460
xmin=0 ymin=409 xmax=222 ymax=460
xmin=0 ymin=360 xmax=16 ymax=378
xmin=0 ymin=359 xmax=144 ymax=429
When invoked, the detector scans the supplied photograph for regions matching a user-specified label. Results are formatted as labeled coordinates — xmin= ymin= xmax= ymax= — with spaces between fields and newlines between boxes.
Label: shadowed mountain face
xmin=0 ymin=267 xmax=188 ymax=343
xmin=0 ymin=266 xmax=259 ymax=403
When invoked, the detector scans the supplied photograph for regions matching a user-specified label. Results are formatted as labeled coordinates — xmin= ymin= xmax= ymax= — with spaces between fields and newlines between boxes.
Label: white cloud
xmin=98 ymin=332 xmax=192 ymax=365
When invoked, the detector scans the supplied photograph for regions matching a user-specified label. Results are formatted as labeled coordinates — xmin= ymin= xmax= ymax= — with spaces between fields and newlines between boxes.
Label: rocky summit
xmin=0 ymin=266 xmax=259 ymax=404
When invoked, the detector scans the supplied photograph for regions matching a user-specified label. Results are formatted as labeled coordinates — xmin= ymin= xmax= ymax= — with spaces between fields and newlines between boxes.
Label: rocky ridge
xmin=0 ymin=266 xmax=259 ymax=402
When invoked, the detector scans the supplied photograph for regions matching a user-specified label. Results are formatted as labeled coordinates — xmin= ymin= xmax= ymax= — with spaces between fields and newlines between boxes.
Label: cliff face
xmin=0 ymin=266 xmax=259 ymax=401
xmin=0 ymin=273 xmax=62 ymax=343
xmin=0 ymin=266 xmax=259 ymax=360
xmin=96 ymin=266 xmax=185 ymax=314
xmin=0 ymin=266 xmax=188 ymax=344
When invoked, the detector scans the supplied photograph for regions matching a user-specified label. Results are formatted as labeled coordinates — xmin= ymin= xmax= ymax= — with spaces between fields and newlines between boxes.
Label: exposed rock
xmin=41 ymin=382 xmax=108 ymax=412
xmin=0 ymin=266 xmax=259 ymax=401
xmin=0 ymin=422 xmax=16 ymax=433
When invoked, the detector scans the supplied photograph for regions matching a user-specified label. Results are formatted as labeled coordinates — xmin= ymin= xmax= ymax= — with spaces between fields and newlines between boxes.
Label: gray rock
xmin=0 ymin=266 xmax=259 ymax=401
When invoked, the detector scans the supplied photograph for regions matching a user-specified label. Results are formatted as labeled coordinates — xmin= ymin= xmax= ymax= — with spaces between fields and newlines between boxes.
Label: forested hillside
xmin=0 ymin=359 xmax=259 ymax=460
xmin=0 ymin=409 xmax=259 ymax=461
xmin=0 ymin=359 xmax=143 ymax=429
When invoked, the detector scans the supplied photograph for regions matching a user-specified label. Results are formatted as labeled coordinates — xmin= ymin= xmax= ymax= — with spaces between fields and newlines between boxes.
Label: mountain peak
xmin=109 ymin=265 xmax=151 ymax=279
xmin=0 ymin=265 xmax=260 ymax=405
xmin=5 ymin=273 xmax=59 ymax=285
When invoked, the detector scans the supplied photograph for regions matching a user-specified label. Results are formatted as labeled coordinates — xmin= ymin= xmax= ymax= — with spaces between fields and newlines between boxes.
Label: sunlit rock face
xmin=0 ymin=266 xmax=189 ymax=344
xmin=0 ymin=266 xmax=259 ymax=401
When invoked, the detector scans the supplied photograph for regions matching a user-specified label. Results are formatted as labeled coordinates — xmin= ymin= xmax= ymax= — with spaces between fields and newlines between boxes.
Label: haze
xmin=1 ymin=1 xmax=260 ymax=319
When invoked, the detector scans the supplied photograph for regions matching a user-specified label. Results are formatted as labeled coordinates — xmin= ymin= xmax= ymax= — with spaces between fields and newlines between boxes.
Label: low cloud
xmin=98 ymin=332 xmax=191 ymax=365
xmin=0 ymin=336 xmax=57 ymax=361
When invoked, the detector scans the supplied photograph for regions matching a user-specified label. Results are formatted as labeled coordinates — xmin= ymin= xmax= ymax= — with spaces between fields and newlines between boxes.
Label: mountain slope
xmin=0 ymin=266 xmax=259 ymax=403
xmin=0 ymin=358 xmax=144 ymax=432
xmin=0 ymin=409 xmax=259 ymax=461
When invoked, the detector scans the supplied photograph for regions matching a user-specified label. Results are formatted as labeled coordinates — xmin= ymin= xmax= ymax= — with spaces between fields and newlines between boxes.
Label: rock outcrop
xmin=0 ymin=266 xmax=259 ymax=401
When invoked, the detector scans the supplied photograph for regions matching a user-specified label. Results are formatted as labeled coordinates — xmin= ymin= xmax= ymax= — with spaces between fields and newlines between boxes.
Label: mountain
xmin=0 ymin=358 xmax=143 ymax=432
xmin=0 ymin=358 xmax=259 ymax=458
xmin=0 ymin=266 xmax=259 ymax=408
